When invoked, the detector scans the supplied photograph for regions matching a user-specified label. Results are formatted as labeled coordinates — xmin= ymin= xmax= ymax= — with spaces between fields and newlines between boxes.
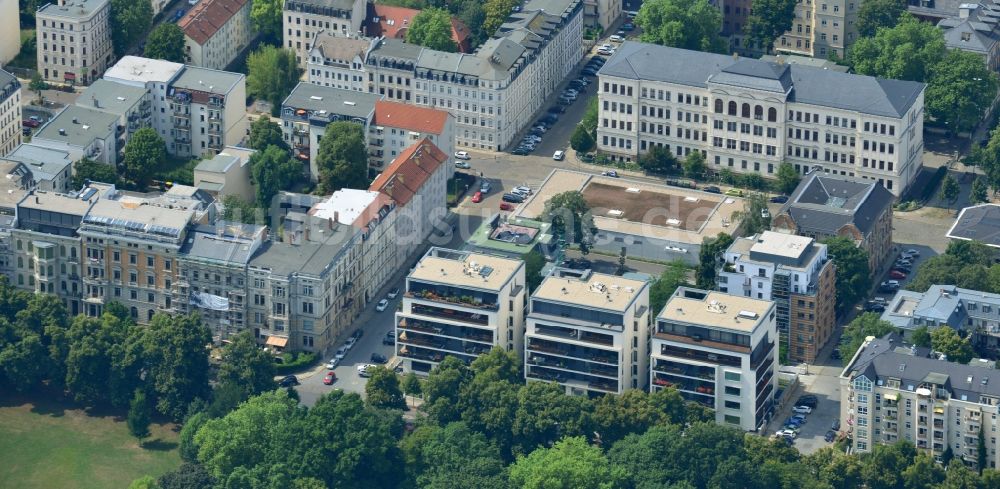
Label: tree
xmin=542 ymin=191 xmax=597 ymax=254
xmin=64 ymin=313 xmax=141 ymax=408
xmin=250 ymin=144 xmax=302 ymax=208
xmin=216 ymin=332 xmax=276 ymax=398
xmin=123 ymin=128 xmax=166 ymax=188
xmin=179 ymin=412 xmax=209 ymax=463
xmin=926 ymin=50 xmax=1000 ymax=136
xmin=366 ymin=366 xmax=407 ymax=409
xmin=776 ymin=162 xmax=800 ymax=195
xmin=248 ymin=117 xmax=288 ymax=152
xmin=744 ymin=0 xmax=798 ymax=51
xmin=821 ymin=236 xmax=871 ymax=312
xmin=401 ymin=372 xmax=422 ymax=406
xmin=930 ymin=326 xmax=975 ymax=364
xmin=523 ymin=250 xmax=546 ymax=292
xmin=407 ymin=8 xmax=459 ymax=52
xmin=246 ymin=46 xmax=301 ymax=116
xmin=128 ymin=389 xmax=152 ymax=443
xmin=110 ymin=0 xmax=153 ymax=58
xmin=142 ymin=313 xmax=212 ymax=420
xmin=128 ymin=476 xmax=160 ymax=489
xmin=940 ymin=173 xmax=960 ymax=209
xmin=511 ymin=381 xmax=594 ymax=455
xmin=157 ymin=463 xmax=216 ymax=489
xmin=639 ymin=145 xmax=679 ymax=174
xmin=250 ymin=0 xmax=283 ymax=43
xmin=740 ymin=192 xmax=771 ymax=236
xmin=971 ymin=177 xmax=989 ymax=205
xmin=314 ymin=121 xmax=369 ymax=193
xmin=72 ymin=158 xmax=118 ymax=188
xmin=422 ymin=356 xmax=472 ymax=424
xmin=570 ymin=124 xmax=596 ymax=152
xmin=649 ymin=261 xmax=689 ymax=314
xmin=682 ymin=151 xmax=707 ymax=179
xmin=901 ymin=453 xmax=944 ymax=489
xmin=509 ymin=437 xmax=626 ymax=489
xmin=911 ymin=325 xmax=931 ymax=348
xmin=483 ymin=0 xmax=520 ymax=40
xmin=581 ymin=97 xmax=598 ymax=136
xmin=856 ymin=0 xmax=906 ymax=38
xmin=28 ymin=72 xmax=47 ymax=104
xmin=696 ymin=232 xmax=733 ymax=289
xmin=848 ymin=14 xmax=945 ymax=82
xmin=636 ymin=0 xmax=726 ymax=53
xmin=221 ymin=195 xmax=261 ymax=225
xmin=841 ymin=313 xmax=896 ymax=362
xmin=399 ymin=423 xmax=509 ymax=489
xmin=144 ymin=23 xmax=186 ymax=63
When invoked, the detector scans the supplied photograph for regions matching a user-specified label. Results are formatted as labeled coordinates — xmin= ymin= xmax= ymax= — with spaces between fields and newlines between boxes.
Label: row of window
xmin=715 ymin=101 xmax=779 ymax=122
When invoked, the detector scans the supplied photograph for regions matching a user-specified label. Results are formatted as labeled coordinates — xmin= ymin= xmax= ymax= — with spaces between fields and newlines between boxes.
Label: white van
xmin=553 ymin=150 xmax=565 ymax=161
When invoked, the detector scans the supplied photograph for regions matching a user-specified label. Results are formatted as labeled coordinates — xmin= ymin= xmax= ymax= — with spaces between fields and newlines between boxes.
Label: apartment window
xmin=146 ymin=256 xmax=154 ymax=267
xmin=724 ymin=371 xmax=741 ymax=381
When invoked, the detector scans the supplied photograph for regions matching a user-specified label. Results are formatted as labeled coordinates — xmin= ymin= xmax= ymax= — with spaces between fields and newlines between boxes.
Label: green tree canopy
xmin=650 ymin=261 xmax=689 ymax=314
xmin=127 ymin=389 xmax=152 ymax=441
xmin=123 ymin=127 xmax=166 ymax=188
xmin=248 ymin=117 xmax=288 ymax=152
xmin=250 ymin=0 xmax=283 ymax=43
xmin=821 ymin=236 xmax=871 ymax=312
xmin=110 ymin=0 xmax=153 ymax=58
xmin=509 ymin=436 xmax=627 ymax=489
xmin=971 ymin=177 xmax=989 ymax=205
xmin=523 ymin=250 xmax=546 ymax=292
xmin=542 ymin=191 xmax=597 ymax=254
xmin=250 ymin=144 xmax=301 ymax=209
xmin=216 ymin=332 xmax=276 ymax=399
xmin=399 ymin=422 xmax=509 ymax=489
xmin=682 ymin=151 xmax=707 ymax=179
xmin=639 ymin=145 xmax=680 ymax=174
xmin=841 ymin=312 xmax=896 ymax=363
xmin=570 ymin=124 xmax=596 ymax=152
xmin=422 ymin=356 xmax=473 ymax=424
xmin=72 ymin=158 xmax=118 ymax=188
xmin=939 ymin=173 xmax=960 ymax=208
xmin=483 ymin=0 xmax=520 ymax=40
xmin=856 ymin=0 xmax=907 ymax=37
xmin=926 ymin=49 xmax=1000 ymax=135
xmin=406 ymin=8 xmax=459 ymax=52
xmin=744 ymin=0 xmax=798 ymax=51
xmin=911 ymin=325 xmax=931 ymax=348
xmin=848 ymin=13 xmax=945 ymax=82
xmin=696 ymin=232 xmax=733 ymax=289
xmin=247 ymin=46 xmax=301 ymax=116
xmin=314 ymin=121 xmax=369 ymax=193
xmin=776 ymin=162 xmax=801 ymax=195
xmin=366 ymin=366 xmax=407 ymax=410
xmin=930 ymin=326 xmax=975 ymax=364
xmin=157 ymin=462 xmax=216 ymax=489
xmin=144 ymin=23 xmax=186 ymax=63
xmin=636 ymin=0 xmax=726 ymax=53
xmin=142 ymin=313 xmax=212 ymax=420
xmin=220 ymin=195 xmax=261 ymax=225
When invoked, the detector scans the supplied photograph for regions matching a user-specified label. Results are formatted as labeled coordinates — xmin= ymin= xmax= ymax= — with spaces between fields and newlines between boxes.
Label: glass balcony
xmin=405 ymin=289 xmax=499 ymax=311
xmin=398 ymin=318 xmax=493 ymax=343
xmin=526 ymin=337 xmax=618 ymax=365
xmin=651 ymin=359 xmax=714 ymax=381
xmin=410 ymin=303 xmax=490 ymax=325
xmin=526 ymin=365 xmax=619 ymax=393
xmin=526 ymin=352 xmax=619 ymax=378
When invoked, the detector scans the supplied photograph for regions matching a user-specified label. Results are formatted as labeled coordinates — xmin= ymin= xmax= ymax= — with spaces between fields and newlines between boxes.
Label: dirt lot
xmin=581 ymin=182 xmax=720 ymax=231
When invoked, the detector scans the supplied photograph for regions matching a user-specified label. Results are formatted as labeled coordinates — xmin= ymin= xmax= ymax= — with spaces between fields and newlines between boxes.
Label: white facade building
xmin=283 ymin=0 xmax=368 ymax=66
xmin=179 ymin=0 xmax=253 ymax=71
xmin=370 ymin=100 xmax=454 ymax=174
xmin=0 ymin=0 xmax=21 ymax=65
xmin=597 ymin=42 xmax=926 ymax=196
xmin=0 ymin=71 xmax=21 ymax=157
xmin=652 ymin=287 xmax=778 ymax=431
xmin=36 ymin=0 xmax=113 ymax=86
xmin=306 ymin=32 xmax=373 ymax=92
xmin=525 ymin=269 xmax=651 ymax=395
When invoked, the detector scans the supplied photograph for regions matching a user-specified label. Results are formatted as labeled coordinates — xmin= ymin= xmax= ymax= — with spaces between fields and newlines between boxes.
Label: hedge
xmin=273 ymin=351 xmax=318 ymax=375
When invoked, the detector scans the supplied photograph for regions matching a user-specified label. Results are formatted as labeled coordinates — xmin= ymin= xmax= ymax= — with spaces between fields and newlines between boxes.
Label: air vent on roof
xmin=344 ymin=101 xmax=356 ymax=106
xmin=310 ymin=95 xmax=323 ymax=101
xmin=737 ymin=310 xmax=758 ymax=320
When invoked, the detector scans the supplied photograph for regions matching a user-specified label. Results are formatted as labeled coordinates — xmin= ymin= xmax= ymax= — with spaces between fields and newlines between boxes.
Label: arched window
xmin=754 ymin=105 xmax=763 ymax=120
xmin=714 ymin=99 xmax=724 ymax=113
xmin=742 ymin=103 xmax=751 ymax=118
xmin=728 ymin=101 xmax=737 ymax=115
xmin=768 ymin=107 xmax=778 ymax=122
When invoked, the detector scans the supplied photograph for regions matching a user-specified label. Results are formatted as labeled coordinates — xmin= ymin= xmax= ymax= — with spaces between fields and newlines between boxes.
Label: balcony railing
xmin=406 ymin=290 xmax=499 ymax=311
xmin=527 ymin=339 xmax=618 ymax=364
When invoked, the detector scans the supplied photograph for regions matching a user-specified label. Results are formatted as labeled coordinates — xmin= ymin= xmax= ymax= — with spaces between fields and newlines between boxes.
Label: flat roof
xmin=516 ymin=169 xmax=743 ymax=245
xmin=659 ymin=289 xmax=773 ymax=333
xmin=195 ymin=153 xmax=240 ymax=174
xmin=172 ymin=66 xmax=243 ymax=95
xmin=181 ymin=223 xmax=264 ymax=265
xmin=408 ymin=248 xmax=522 ymax=291
xmin=4 ymin=144 xmax=73 ymax=182
xmin=105 ymin=56 xmax=184 ymax=84
xmin=84 ymin=198 xmax=194 ymax=236
xmin=310 ymin=188 xmax=382 ymax=225
xmin=533 ymin=271 xmax=646 ymax=312
xmin=282 ymin=82 xmax=382 ymax=119
xmin=37 ymin=0 xmax=109 ymax=19
xmin=77 ymin=80 xmax=148 ymax=118
xmin=34 ymin=106 xmax=120 ymax=148
xmin=749 ymin=231 xmax=814 ymax=259
xmin=249 ymin=227 xmax=358 ymax=277
xmin=18 ymin=191 xmax=94 ymax=216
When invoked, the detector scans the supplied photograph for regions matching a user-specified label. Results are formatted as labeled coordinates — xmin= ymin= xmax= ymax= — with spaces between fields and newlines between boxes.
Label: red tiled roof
xmin=368 ymin=4 xmax=471 ymax=52
xmin=374 ymin=100 xmax=449 ymax=134
xmin=179 ymin=0 xmax=248 ymax=46
xmin=369 ymin=138 xmax=447 ymax=207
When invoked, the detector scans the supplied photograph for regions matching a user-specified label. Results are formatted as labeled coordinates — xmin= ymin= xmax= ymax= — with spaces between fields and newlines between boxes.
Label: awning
xmin=64 ymin=72 xmax=76 ymax=80
xmin=265 ymin=336 xmax=288 ymax=347
xmin=884 ymin=393 xmax=898 ymax=401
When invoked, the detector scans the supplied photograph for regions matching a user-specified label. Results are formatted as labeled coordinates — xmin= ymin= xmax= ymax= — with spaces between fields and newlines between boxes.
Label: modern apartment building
xmin=774 ymin=0 xmax=861 ymax=59
xmin=193 ymin=146 xmax=255 ymax=202
xmin=525 ymin=269 xmax=650 ymax=395
xmin=651 ymin=287 xmax=777 ymax=431
xmin=717 ymin=231 xmax=836 ymax=364
xmin=77 ymin=79 xmax=153 ymax=141
xmin=370 ymin=100 xmax=454 ymax=174
xmin=284 ymin=0 xmax=368 ymax=65
xmin=773 ymin=172 xmax=895 ymax=274
xmin=0 ymin=0 xmax=21 ymax=65
xmin=841 ymin=334 xmax=1000 ymax=469
xmin=36 ymin=0 xmax=113 ymax=85
xmin=596 ymin=42 xmax=925 ymax=196
xmin=396 ymin=247 xmax=527 ymax=374
xmin=0 ymin=70 xmax=21 ymax=156
xmin=179 ymin=0 xmax=253 ymax=71
xmin=32 ymin=105 xmax=120 ymax=165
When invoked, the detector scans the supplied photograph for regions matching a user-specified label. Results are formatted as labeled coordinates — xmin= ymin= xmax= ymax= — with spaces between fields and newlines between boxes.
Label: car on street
xmin=548 ymin=106 xmax=565 ymax=114
xmin=173 ymin=8 xmax=186 ymax=21
xmin=512 ymin=147 xmax=531 ymax=155
xmin=279 ymin=375 xmax=299 ymax=387
xmin=323 ymin=371 xmax=337 ymax=385
xmin=335 ymin=345 xmax=348 ymax=360
xmin=471 ymin=191 xmax=483 ymax=203
xmin=725 ymin=188 xmax=744 ymax=197
xmin=28 ymin=115 xmax=41 ymax=123
xmin=188 ymin=0 xmax=199 ymax=4
xmin=22 ymin=119 xmax=39 ymax=128
xmin=513 ymin=185 xmax=532 ymax=195
xmin=455 ymin=151 xmax=471 ymax=160
xmin=797 ymin=395 xmax=818 ymax=408
xmin=791 ymin=414 xmax=807 ymax=424
xmin=889 ymin=270 xmax=908 ymax=280
xmin=553 ymin=150 xmax=565 ymax=161
xmin=22 ymin=127 xmax=30 ymax=136
xmin=455 ymin=161 xmax=471 ymax=169
xmin=610 ymin=34 xmax=624 ymax=42
xmin=792 ymin=405 xmax=812 ymax=414
xmin=776 ymin=429 xmax=797 ymax=439
xmin=376 ymin=299 xmax=389 ymax=312
xmin=905 ymin=249 xmax=920 ymax=256
xmin=622 ymin=22 xmax=634 ymax=30
xmin=383 ymin=331 xmax=396 ymax=345
xmin=832 ymin=419 xmax=841 ymax=431
xmin=893 ymin=264 xmax=912 ymax=274
xmin=480 ymin=181 xmax=492 ymax=193
xmin=357 ymin=364 xmax=376 ymax=377
xmin=864 ymin=301 xmax=886 ymax=313
xmin=387 ymin=288 xmax=400 ymax=299
xmin=325 ymin=357 xmax=340 ymax=369
xmin=703 ymin=185 xmax=722 ymax=194
xmin=770 ymin=195 xmax=789 ymax=203
xmin=825 ymin=431 xmax=836 ymax=442
xmin=352 ymin=329 xmax=363 ymax=340
xmin=601 ymin=170 xmax=618 ymax=177
xmin=371 ymin=353 xmax=388 ymax=364
xmin=344 ymin=336 xmax=358 ymax=349
xmin=580 ymin=68 xmax=598 ymax=77
xmin=502 ymin=193 xmax=526 ymax=203
xmin=597 ymin=48 xmax=614 ymax=56
xmin=880 ymin=280 xmax=900 ymax=292
xmin=500 ymin=202 xmax=514 ymax=211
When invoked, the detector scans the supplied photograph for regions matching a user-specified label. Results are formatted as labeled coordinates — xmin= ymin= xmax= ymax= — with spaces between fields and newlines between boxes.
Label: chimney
xmin=72 ymin=118 xmax=79 ymax=124
xmin=58 ymin=128 xmax=66 ymax=136
xmin=58 ymin=0 xmax=65 ymax=5
xmin=92 ymin=96 xmax=99 ymax=108
xmin=960 ymin=3 xmax=976 ymax=18
xmin=333 ymin=211 xmax=339 ymax=224
xmin=328 ymin=217 xmax=334 ymax=229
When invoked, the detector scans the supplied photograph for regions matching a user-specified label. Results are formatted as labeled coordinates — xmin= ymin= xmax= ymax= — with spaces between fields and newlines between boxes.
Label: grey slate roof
xmin=181 ymin=223 xmax=265 ymax=265
xmin=846 ymin=334 xmax=1000 ymax=402
xmin=948 ymin=203 xmax=1000 ymax=246
xmin=281 ymin=82 xmax=382 ymax=118
xmin=368 ymin=38 xmax=423 ymax=63
xmin=599 ymin=42 xmax=925 ymax=118
xmin=34 ymin=105 xmax=119 ymax=148
xmin=0 ymin=69 xmax=16 ymax=90
xmin=248 ymin=225 xmax=358 ymax=277
xmin=172 ymin=66 xmax=243 ymax=95
xmin=778 ymin=172 xmax=895 ymax=237
xmin=78 ymin=79 xmax=148 ymax=118
xmin=3 ymin=144 xmax=73 ymax=184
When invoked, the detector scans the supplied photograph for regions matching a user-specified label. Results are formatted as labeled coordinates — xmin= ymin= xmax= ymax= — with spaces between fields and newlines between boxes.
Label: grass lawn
xmin=153 ymin=155 xmax=201 ymax=186
xmin=0 ymin=393 xmax=181 ymax=489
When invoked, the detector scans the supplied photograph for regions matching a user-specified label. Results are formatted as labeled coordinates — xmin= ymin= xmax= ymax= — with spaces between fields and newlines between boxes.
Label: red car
xmin=471 ymin=191 xmax=483 ymax=203
xmin=500 ymin=202 xmax=513 ymax=211
xmin=22 ymin=119 xmax=39 ymax=128
xmin=889 ymin=270 xmax=907 ymax=280
xmin=323 ymin=371 xmax=337 ymax=385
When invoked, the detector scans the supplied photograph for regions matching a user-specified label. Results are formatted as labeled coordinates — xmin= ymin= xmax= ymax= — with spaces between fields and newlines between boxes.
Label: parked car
xmin=22 ymin=119 xmax=39 ymax=128
xmin=879 ymin=280 xmax=900 ymax=292
xmin=480 ymin=181 xmax=492 ymax=193
xmin=601 ymin=170 xmax=618 ymax=177
xmin=553 ymin=150 xmax=565 ymax=161
xmin=541 ymin=114 xmax=559 ymax=124
xmin=500 ymin=202 xmax=514 ymax=211
xmin=832 ymin=419 xmax=841 ymax=431
xmin=703 ymin=185 xmax=722 ymax=194
xmin=335 ymin=345 xmax=349 ymax=360
xmin=904 ymin=249 xmax=920 ymax=256
xmin=472 ymin=190 xmax=484 ymax=202
xmin=797 ymin=396 xmax=818 ymax=408
xmin=188 ymin=0 xmax=199 ymax=5
xmin=580 ymin=69 xmax=597 ymax=77
xmin=892 ymin=264 xmax=912 ymax=273
xmin=173 ymin=8 xmax=186 ymax=21
xmin=502 ymin=193 xmax=526 ymax=203
xmin=725 ymin=188 xmax=744 ymax=197
xmin=512 ymin=147 xmax=531 ymax=155
xmin=610 ymin=34 xmax=624 ymax=42
xmin=455 ymin=151 xmax=471 ymax=160
xmin=792 ymin=405 xmax=813 ymax=414
xmin=383 ymin=331 xmax=396 ymax=345
xmin=376 ymin=299 xmax=389 ymax=312
xmin=371 ymin=353 xmax=388 ymax=364
xmin=357 ymin=364 xmax=376 ymax=377
xmin=824 ymin=431 xmax=836 ymax=442
xmin=325 ymin=358 xmax=340 ymax=369
xmin=28 ymin=115 xmax=41 ymax=123
xmin=387 ymin=287 xmax=400 ymax=299
xmin=513 ymin=186 xmax=532 ymax=195
xmin=622 ymin=22 xmax=634 ymax=30
xmin=791 ymin=414 xmax=807 ymax=424
xmin=770 ymin=195 xmax=789 ymax=203
xmin=344 ymin=336 xmax=357 ymax=349
xmin=597 ymin=48 xmax=614 ymax=56
xmin=323 ymin=371 xmax=337 ymax=385
xmin=776 ymin=429 xmax=797 ymax=439
xmin=548 ymin=106 xmax=565 ymax=114
xmin=22 ymin=127 xmax=30 ymax=136
xmin=455 ymin=160 xmax=471 ymax=169
xmin=889 ymin=270 xmax=908 ymax=280
xmin=278 ymin=375 xmax=299 ymax=387
xmin=864 ymin=301 xmax=886 ymax=313
xmin=352 ymin=329 xmax=363 ymax=340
